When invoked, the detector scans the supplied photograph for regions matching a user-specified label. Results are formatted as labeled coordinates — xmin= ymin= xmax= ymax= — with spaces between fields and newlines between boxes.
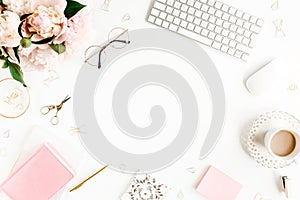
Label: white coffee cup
xmin=264 ymin=129 xmax=300 ymax=161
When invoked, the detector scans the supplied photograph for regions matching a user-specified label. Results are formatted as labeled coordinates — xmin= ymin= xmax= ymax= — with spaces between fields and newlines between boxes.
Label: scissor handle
xmin=50 ymin=115 xmax=59 ymax=125
xmin=40 ymin=105 xmax=55 ymax=115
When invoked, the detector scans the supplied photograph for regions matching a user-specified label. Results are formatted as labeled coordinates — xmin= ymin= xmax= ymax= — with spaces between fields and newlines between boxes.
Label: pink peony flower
xmin=0 ymin=11 xmax=21 ymax=47
xmin=22 ymin=5 xmax=66 ymax=40
xmin=19 ymin=44 xmax=59 ymax=71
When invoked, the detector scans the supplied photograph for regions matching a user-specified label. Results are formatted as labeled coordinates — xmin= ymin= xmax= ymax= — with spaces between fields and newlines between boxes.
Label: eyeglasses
xmin=84 ymin=28 xmax=130 ymax=69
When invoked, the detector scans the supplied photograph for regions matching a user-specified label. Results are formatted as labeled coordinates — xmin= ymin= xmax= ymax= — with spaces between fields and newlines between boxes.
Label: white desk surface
xmin=1 ymin=0 xmax=300 ymax=199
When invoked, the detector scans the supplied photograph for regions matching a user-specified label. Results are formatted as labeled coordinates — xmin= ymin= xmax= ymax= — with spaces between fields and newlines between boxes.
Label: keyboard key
xmin=207 ymin=23 xmax=215 ymax=31
xmin=249 ymin=40 xmax=255 ymax=48
xmin=221 ymin=29 xmax=229 ymax=37
xmin=222 ymin=13 xmax=230 ymax=21
xmin=194 ymin=26 xmax=202 ymax=33
xmin=228 ymin=32 xmax=236 ymax=39
xmin=180 ymin=12 xmax=187 ymax=19
xmin=236 ymin=43 xmax=250 ymax=53
xmin=227 ymin=48 xmax=235 ymax=55
xmin=180 ymin=0 xmax=187 ymax=3
xmin=229 ymin=40 xmax=237 ymax=47
xmin=208 ymin=7 xmax=216 ymax=15
xmin=174 ymin=1 xmax=181 ymax=9
xmin=223 ymin=21 xmax=230 ymax=29
xmin=221 ymin=4 xmax=229 ymax=12
xmin=215 ymin=10 xmax=223 ymax=18
xmin=234 ymin=50 xmax=243 ymax=58
xmin=200 ymin=21 xmax=208 ymax=28
xmin=243 ymin=21 xmax=251 ymax=29
xmin=195 ymin=10 xmax=202 ymax=17
xmin=241 ymin=53 xmax=249 ymax=61
xmin=148 ymin=15 xmax=156 ymax=23
xmin=250 ymin=24 xmax=261 ymax=33
xmin=208 ymin=16 xmax=217 ymax=23
xmin=188 ymin=7 xmax=196 ymax=15
xmin=173 ymin=17 xmax=181 ymax=25
xmin=166 ymin=15 xmax=174 ymax=22
xmin=155 ymin=18 xmax=163 ymax=25
xmin=215 ymin=34 xmax=223 ymax=42
xmin=229 ymin=16 xmax=237 ymax=23
xmin=201 ymin=29 xmax=209 ymax=36
xmin=173 ymin=9 xmax=180 ymax=16
xmin=187 ymin=15 xmax=195 ymax=22
xmin=154 ymin=2 xmax=166 ymax=10
xmin=229 ymin=24 xmax=237 ymax=32
xmin=257 ymin=19 xmax=264 ymax=27
xmin=236 ymin=19 xmax=244 ymax=27
xmin=200 ymin=0 xmax=208 ymax=3
xmin=235 ymin=10 xmax=243 ymax=18
xmin=187 ymin=23 xmax=195 ymax=30
xmin=235 ymin=35 xmax=243 ymax=42
xmin=212 ymin=42 xmax=222 ymax=49
xmin=158 ymin=0 xmax=167 ymax=3
xmin=208 ymin=32 xmax=216 ymax=39
xmin=222 ymin=37 xmax=230 ymax=45
xmin=244 ymin=30 xmax=251 ymax=38
xmin=214 ymin=1 xmax=222 ymax=9
xmin=167 ymin=0 xmax=175 ymax=6
xmin=160 ymin=12 xmax=167 ymax=19
xmin=166 ymin=6 xmax=174 ymax=14
xmin=194 ymin=17 xmax=201 ymax=25
xmin=187 ymin=0 xmax=195 ymax=6
xmin=202 ymin=13 xmax=209 ymax=20
xmin=216 ymin=18 xmax=224 ymax=26
xmin=242 ymin=37 xmax=250 ymax=46
xmin=151 ymin=8 xmax=160 ymax=16
xmin=215 ymin=26 xmax=222 ymax=34
xmin=178 ymin=27 xmax=213 ymax=45
xmin=221 ymin=45 xmax=229 ymax=52
xmin=228 ymin=7 xmax=236 ymax=15
xmin=169 ymin=24 xmax=179 ymax=31
xmin=180 ymin=20 xmax=188 ymax=27
xmin=181 ymin=4 xmax=188 ymax=12
xmin=207 ymin=0 xmax=215 ymax=6
xmin=249 ymin=16 xmax=257 ymax=24
xmin=237 ymin=27 xmax=245 ymax=35
xmin=201 ymin=4 xmax=209 ymax=12
xmin=195 ymin=1 xmax=202 ymax=9
xmin=242 ymin=13 xmax=250 ymax=21
xmin=162 ymin=21 xmax=170 ymax=28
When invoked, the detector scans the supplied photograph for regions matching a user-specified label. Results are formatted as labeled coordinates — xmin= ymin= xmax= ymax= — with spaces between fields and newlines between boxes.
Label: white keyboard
xmin=147 ymin=0 xmax=264 ymax=61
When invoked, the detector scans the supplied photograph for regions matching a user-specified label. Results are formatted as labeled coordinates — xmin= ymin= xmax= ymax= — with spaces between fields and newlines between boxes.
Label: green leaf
xmin=32 ymin=36 xmax=55 ymax=44
xmin=2 ymin=59 xmax=8 ymax=69
xmin=49 ymin=43 xmax=66 ymax=54
xmin=8 ymin=62 xmax=27 ymax=87
xmin=64 ymin=0 xmax=86 ymax=19
xmin=0 ymin=0 xmax=2 ymax=5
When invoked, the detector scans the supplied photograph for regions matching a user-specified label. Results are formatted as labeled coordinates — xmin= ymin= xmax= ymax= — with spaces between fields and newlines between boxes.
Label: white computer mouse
xmin=245 ymin=56 xmax=300 ymax=96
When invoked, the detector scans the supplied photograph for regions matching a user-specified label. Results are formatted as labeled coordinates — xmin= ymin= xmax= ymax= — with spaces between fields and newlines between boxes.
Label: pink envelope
xmin=196 ymin=166 xmax=243 ymax=200
xmin=0 ymin=143 xmax=74 ymax=200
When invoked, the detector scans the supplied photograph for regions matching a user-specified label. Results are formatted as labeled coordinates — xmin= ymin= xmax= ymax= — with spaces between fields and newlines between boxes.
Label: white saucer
xmin=246 ymin=111 xmax=300 ymax=169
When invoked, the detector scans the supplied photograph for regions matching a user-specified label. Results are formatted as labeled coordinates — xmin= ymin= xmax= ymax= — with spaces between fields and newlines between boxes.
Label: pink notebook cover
xmin=0 ymin=143 xmax=74 ymax=200
xmin=196 ymin=166 xmax=243 ymax=200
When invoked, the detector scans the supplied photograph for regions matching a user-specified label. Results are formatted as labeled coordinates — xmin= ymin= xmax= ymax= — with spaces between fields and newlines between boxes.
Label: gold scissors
xmin=40 ymin=95 xmax=71 ymax=125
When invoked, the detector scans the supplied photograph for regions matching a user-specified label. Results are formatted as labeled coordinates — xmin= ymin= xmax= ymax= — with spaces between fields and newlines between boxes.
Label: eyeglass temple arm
xmin=97 ymin=39 xmax=131 ymax=69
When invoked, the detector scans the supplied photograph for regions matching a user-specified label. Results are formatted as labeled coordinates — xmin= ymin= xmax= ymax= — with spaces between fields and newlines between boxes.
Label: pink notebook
xmin=196 ymin=166 xmax=243 ymax=200
xmin=0 ymin=143 xmax=74 ymax=200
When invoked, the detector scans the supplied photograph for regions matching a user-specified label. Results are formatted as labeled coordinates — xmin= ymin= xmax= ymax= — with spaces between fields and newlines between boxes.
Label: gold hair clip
xmin=69 ymin=165 xmax=109 ymax=192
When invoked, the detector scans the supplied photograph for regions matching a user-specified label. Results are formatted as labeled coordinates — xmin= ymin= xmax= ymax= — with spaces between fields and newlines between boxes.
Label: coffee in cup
xmin=265 ymin=129 xmax=300 ymax=160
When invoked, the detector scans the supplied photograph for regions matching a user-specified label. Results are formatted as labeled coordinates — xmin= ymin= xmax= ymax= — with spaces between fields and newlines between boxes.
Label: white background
xmin=1 ymin=0 xmax=300 ymax=199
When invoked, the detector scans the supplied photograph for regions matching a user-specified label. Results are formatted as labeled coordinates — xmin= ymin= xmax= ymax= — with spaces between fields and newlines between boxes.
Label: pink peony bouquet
xmin=0 ymin=0 xmax=87 ymax=86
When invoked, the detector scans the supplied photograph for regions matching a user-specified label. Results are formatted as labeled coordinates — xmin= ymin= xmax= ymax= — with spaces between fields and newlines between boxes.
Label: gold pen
xmin=69 ymin=165 xmax=109 ymax=192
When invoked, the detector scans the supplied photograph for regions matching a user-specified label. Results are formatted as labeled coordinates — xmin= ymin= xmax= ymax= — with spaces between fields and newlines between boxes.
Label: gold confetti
xmin=273 ymin=19 xmax=285 ymax=37
xmin=2 ymin=130 xmax=10 ymax=138
xmin=287 ymin=84 xmax=298 ymax=91
xmin=101 ymin=0 xmax=112 ymax=11
xmin=271 ymin=0 xmax=279 ymax=10
xmin=186 ymin=167 xmax=196 ymax=173
xmin=122 ymin=13 xmax=131 ymax=22
xmin=177 ymin=190 xmax=184 ymax=199
xmin=3 ymin=88 xmax=23 ymax=105
xmin=69 ymin=126 xmax=84 ymax=135
xmin=43 ymin=70 xmax=60 ymax=87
